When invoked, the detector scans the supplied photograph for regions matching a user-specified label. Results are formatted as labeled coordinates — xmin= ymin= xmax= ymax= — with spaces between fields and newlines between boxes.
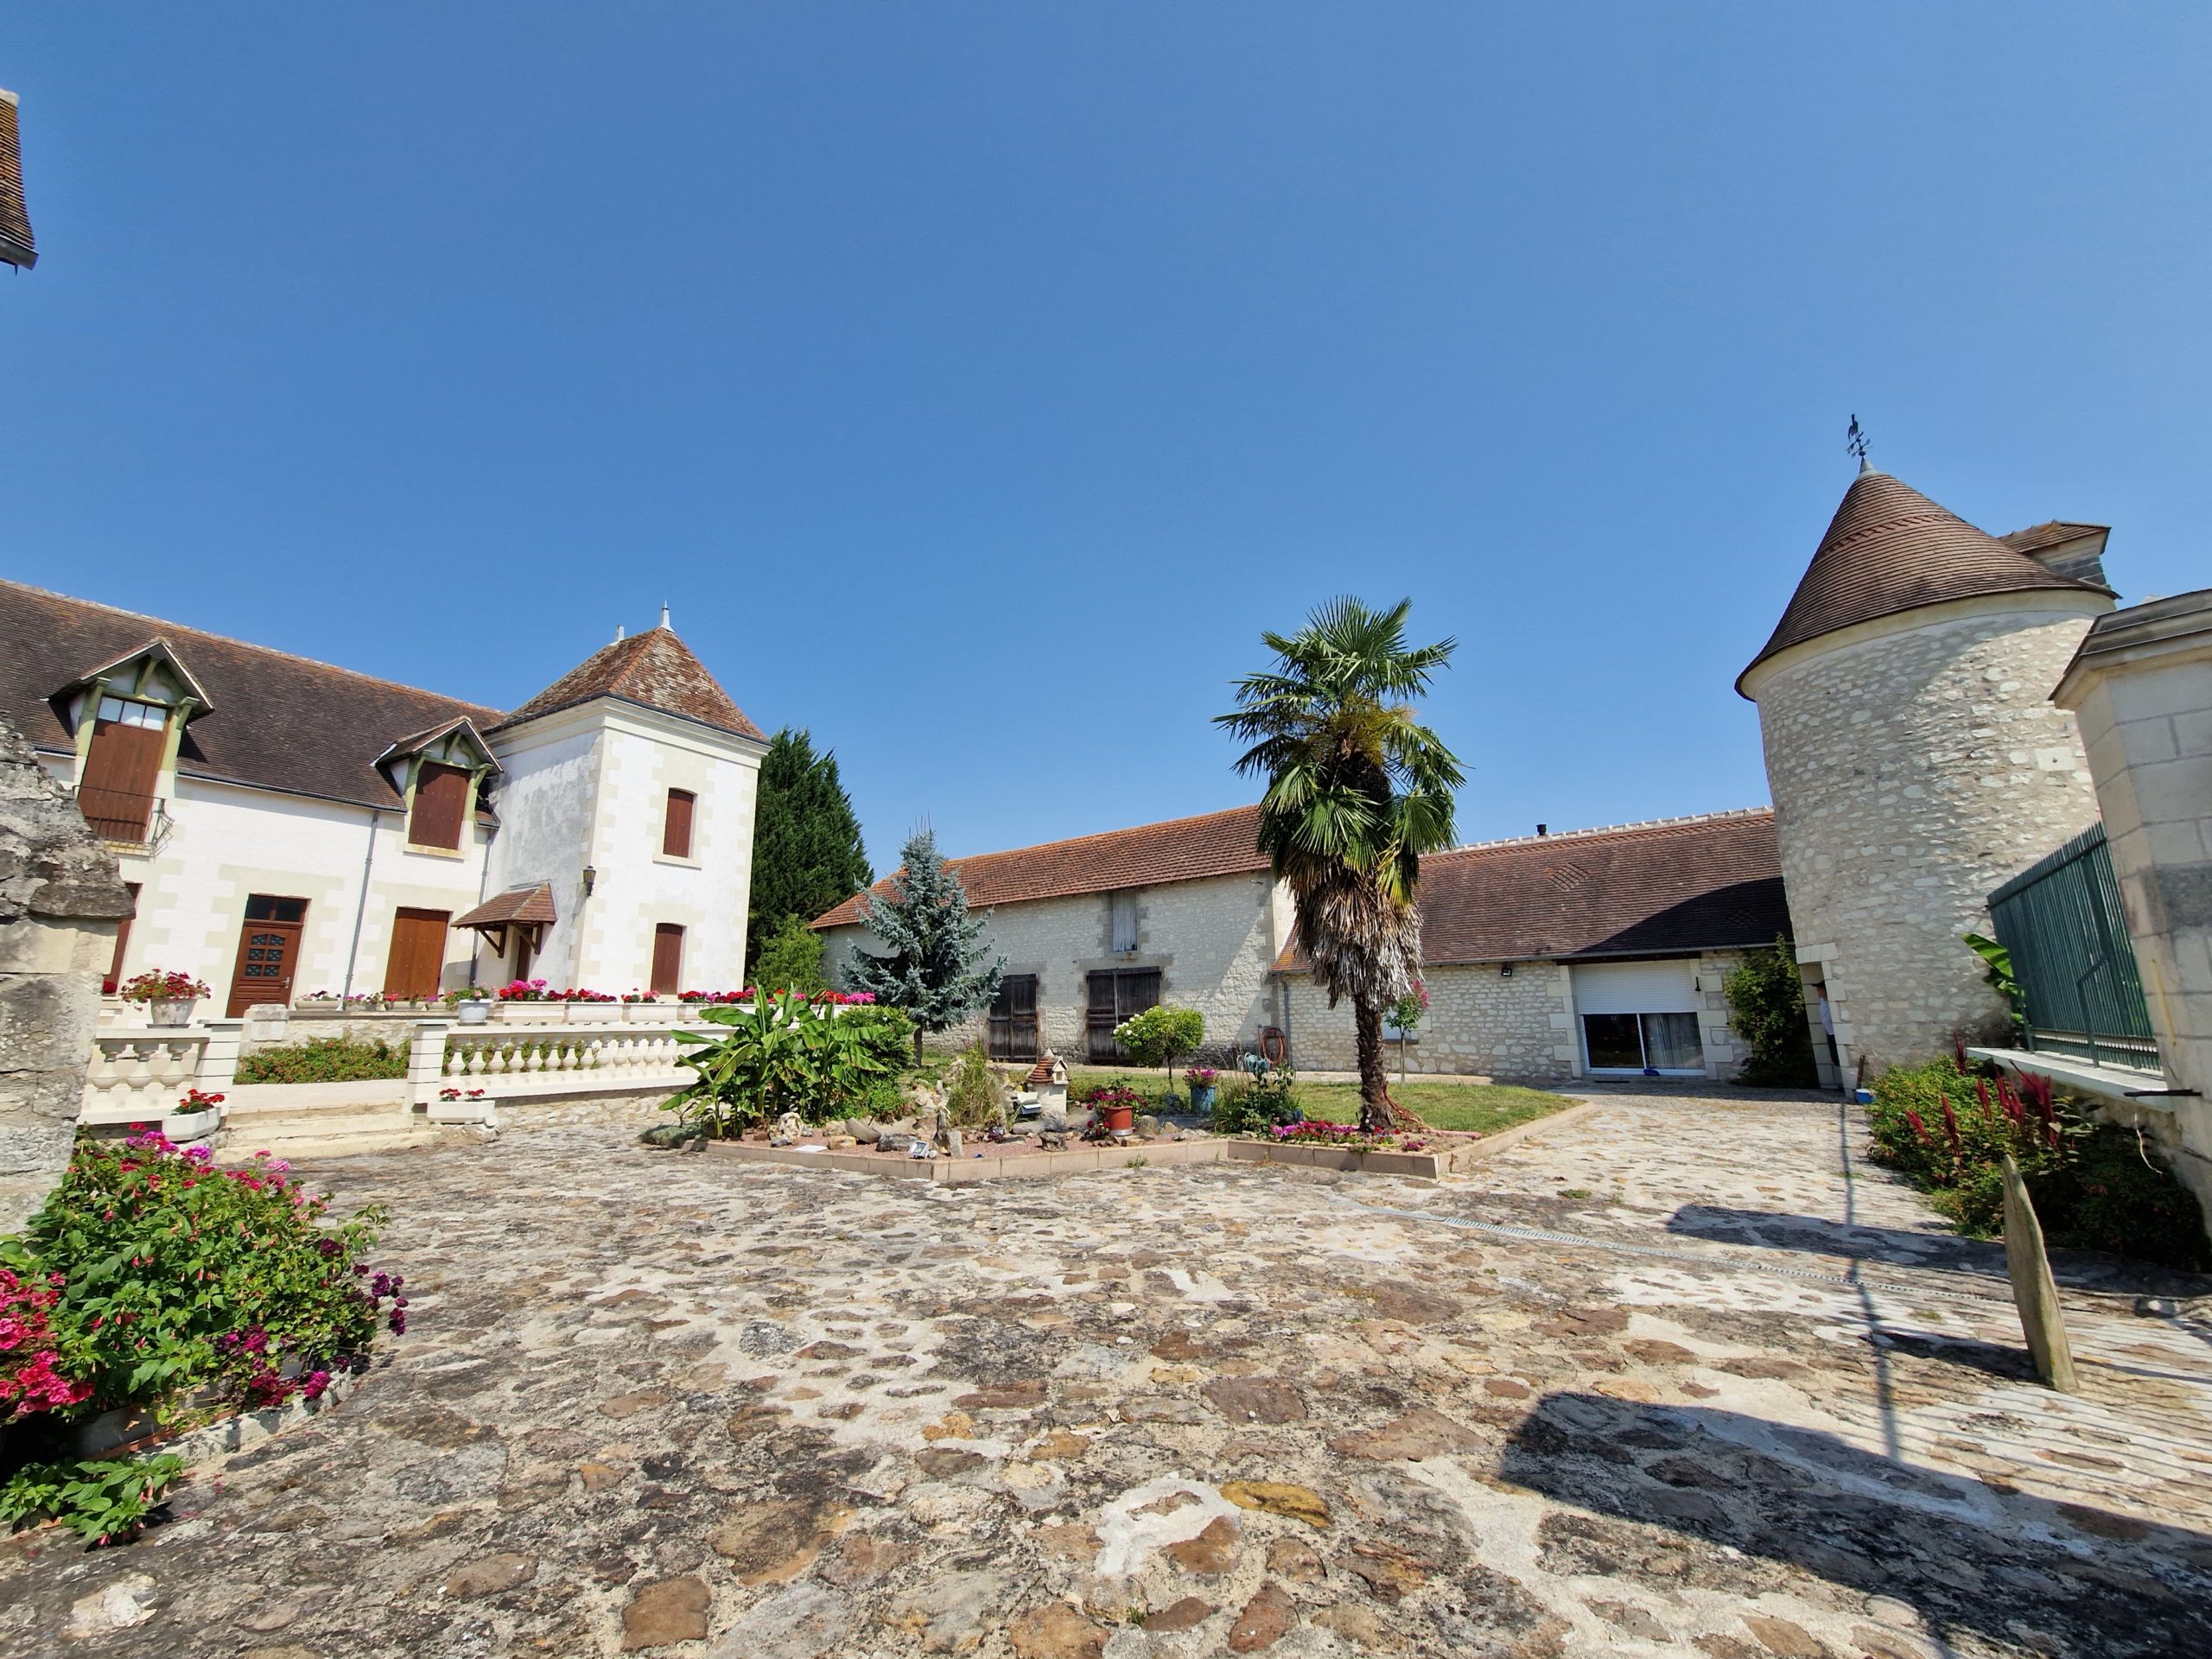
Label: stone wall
xmin=822 ymin=871 xmax=1285 ymax=1061
xmin=0 ymin=715 xmax=134 ymax=1231
xmin=1747 ymin=593 xmax=2108 ymax=1077
xmin=2053 ymin=589 xmax=2212 ymax=1235
xmin=1281 ymin=950 xmax=1752 ymax=1080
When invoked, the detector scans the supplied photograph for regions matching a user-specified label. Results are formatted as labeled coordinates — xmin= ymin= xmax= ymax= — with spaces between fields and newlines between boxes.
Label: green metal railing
xmin=1988 ymin=823 xmax=2159 ymax=1071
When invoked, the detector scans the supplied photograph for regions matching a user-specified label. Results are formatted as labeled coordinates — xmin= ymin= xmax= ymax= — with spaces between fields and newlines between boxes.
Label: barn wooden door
xmin=1085 ymin=969 xmax=1160 ymax=1061
xmin=382 ymin=907 xmax=451 ymax=999
xmin=227 ymin=895 xmax=308 ymax=1016
xmin=988 ymin=975 xmax=1039 ymax=1061
xmin=78 ymin=703 xmax=167 ymax=842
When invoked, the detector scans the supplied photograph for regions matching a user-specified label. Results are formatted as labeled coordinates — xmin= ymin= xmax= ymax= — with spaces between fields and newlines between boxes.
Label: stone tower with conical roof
xmin=1739 ymin=466 xmax=2116 ymax=1080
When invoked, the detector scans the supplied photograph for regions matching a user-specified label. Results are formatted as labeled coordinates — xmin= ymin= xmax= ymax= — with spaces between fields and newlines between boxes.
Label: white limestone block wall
xmin=822 ymin=871 xmax=1283 ymax=1058
xmin=1281 ymin=949 xmax=1751 ymax=1081
xmin=1746 ymin=593 xmax=2109 ymax=1076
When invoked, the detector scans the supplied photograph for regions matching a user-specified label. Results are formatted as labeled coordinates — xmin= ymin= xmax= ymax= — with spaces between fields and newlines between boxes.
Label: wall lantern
xmin=1500 ymin=962 xmax=1514 ymax=977
xmin=582 ymin=864 xmax=597 ymax=897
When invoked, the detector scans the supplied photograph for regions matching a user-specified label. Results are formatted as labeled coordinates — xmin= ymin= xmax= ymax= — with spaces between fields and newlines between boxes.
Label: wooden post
xmin=2002 ymin=1153 xmax=2079 ymax=1393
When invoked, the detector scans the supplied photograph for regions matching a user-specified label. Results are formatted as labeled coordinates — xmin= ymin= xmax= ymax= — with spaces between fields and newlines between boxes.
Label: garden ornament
xmin=906 ymin=1136 xmax=932 ymax=1160
xmin=772 ymin=1110 xmax=804 ymax=1146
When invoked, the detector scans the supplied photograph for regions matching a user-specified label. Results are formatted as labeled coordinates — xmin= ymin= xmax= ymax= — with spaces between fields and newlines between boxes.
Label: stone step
xmin=215 ymin=1123 xmax=439 ymax=1162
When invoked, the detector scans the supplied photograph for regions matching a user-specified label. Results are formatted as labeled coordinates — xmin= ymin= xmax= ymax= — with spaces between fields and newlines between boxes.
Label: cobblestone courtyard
xmin=7 ymin=1090 xmax=2211 ymax=1659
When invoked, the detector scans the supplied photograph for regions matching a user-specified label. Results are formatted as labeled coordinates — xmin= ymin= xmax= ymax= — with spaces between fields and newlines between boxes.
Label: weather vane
xmin=1846 ymin=415 xmax=1872 ymax=468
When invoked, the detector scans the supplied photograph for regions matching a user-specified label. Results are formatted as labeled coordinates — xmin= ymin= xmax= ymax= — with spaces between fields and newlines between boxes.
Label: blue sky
xmin=4 ymin=5 xmax=2208 ymax=875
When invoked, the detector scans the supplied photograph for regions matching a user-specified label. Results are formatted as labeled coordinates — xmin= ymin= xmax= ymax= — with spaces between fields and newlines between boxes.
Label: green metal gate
xmin=1987 ymin=823 xmax=2158 ymax=1071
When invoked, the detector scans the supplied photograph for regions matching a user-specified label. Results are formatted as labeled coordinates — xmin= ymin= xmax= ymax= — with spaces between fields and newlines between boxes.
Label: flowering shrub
xmin=178 ymin=1089 xmax=226 ymax=1114
xmin=1 ymin=1267 xmax=91 ymax=1423
xmin=116 ymin=970 xmax=208 ymax=1004
xmin=4 ymin=1129 xmax=400 ymax=1415
xmin=669 ymin=994 xmax=912 ymax=1134
xmin=1211 ymin=1066 xmax=1304 ymax=1136
xmin=496 ymin=978 xmax=550 ymax=1001
xmin=443 ymin=985 xmax=493 ymax=1006
xmin=1183 ymin=1066 xmax=1218 ymax=1089
xmin=1269 ymin=1120 xmax=1372 ymax=1144
xmin=1868 ymin=1056 xmax=2208 ymax=1266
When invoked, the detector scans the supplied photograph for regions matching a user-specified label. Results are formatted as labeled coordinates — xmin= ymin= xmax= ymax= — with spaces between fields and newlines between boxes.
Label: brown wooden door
xmin=78 ymin=712 xmax=166 ymax=842
xmin=651 ymin=923 xmax=685 ymax=995
xmin=988 ymin=975 xmax=1039 ymax=1061
xmin=382 ymin=907 xmax=451 ymax=999
xmin=226 ymin=895 xmax=308 ymax=1016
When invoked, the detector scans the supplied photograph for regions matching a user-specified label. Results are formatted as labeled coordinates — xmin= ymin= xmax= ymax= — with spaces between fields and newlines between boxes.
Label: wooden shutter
xmin=410 ymin=763 xmax=469 ymax=850
xmin=1117 ymin=969 xmax=1161 ymax=1021
xmin=663 ymin=789 xmax=696 ymax=858
xmin=651 ymin=924 xmax=685 ymax=995
xmin=79 ymin=717 xmax=165 ymax=842
xmin=105 ymin=883 xmax=141 ymax=993
xmin=382 ymin=907 xmax=451 ymax=999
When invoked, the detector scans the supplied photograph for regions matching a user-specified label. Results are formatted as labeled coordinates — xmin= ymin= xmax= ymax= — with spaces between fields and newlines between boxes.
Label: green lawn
xmin=1060 ymin=1065 xmax=1570 ymax=1135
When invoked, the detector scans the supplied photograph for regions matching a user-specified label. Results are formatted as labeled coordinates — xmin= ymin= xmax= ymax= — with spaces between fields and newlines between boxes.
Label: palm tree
xmin=1216 ymin=598 xmax=1462 ymax=1132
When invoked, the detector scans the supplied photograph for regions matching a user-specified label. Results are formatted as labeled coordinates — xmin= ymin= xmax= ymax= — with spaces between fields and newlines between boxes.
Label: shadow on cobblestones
xmin=1501 ymin=1389 xmax=2212 ymax=1658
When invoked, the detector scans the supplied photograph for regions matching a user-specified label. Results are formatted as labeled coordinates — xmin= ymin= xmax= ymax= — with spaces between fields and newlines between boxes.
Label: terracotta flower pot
xmin=1097 ymin=1102 xmax=1135 ymax=1137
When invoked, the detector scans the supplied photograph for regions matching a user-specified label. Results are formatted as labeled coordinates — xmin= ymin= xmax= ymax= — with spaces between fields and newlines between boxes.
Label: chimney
xmin=1536 ymin=824 xmax=1548 ymax=837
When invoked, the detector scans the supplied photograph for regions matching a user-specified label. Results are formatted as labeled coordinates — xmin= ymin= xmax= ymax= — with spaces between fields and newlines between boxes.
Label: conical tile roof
xmin=492 ymin=626 xmax=763 ymax=740
xmin=1738 ymin=469 xmax=2110 ymax=695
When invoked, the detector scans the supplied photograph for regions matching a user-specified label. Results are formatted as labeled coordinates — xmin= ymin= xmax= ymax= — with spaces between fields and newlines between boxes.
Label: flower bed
xmin=0 ymin=1127 xmax=409 ymax=1544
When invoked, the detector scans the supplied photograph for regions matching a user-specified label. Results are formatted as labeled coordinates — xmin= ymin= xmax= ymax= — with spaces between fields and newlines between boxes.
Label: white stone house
xmin=0 ymin=582 xmax=766 ymax=1015
xmin=812 ymin=804 xmax=1790 ymax=1082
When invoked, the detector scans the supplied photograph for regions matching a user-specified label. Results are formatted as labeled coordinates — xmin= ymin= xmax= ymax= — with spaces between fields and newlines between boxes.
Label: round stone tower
xmin=1738 ymin=465 xmax=2115 ymax=1079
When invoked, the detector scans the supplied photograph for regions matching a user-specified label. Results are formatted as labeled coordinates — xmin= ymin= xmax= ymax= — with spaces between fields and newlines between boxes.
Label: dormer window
xmin=78 ymin=696 xmax=169 ymax=842
xmin=408 ymin=762 xmax=471 ymax=850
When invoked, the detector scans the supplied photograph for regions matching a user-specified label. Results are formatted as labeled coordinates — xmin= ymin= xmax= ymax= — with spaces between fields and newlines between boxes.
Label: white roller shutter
xmin=1571 ymin=959 xmax=1699 ymax=1016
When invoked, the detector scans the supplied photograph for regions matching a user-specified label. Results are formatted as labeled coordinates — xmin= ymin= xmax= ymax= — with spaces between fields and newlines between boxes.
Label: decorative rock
xmin=1136 ymin=1115 xmax=1162 ymax=1139
xmin=1327 ymin=1407 xmax=1484 ymax=1461
xmin=709 ymin=1497 xmax=848 ymax=1586
xmin=1007 ymin=1602 xmax=1109 ymax=1659
xmin=2003 ymin=1152 xmax=2079 ymax=1392
xmin=64 ymin=1573 xmax=156 ymax=1638
xmin=444 ymin=1552 xmax=535 ymax=1599
xmin=1227 ymin=1582 xmax=1296 ymax=1652
xmin=1221 ymin=1481 xmax=1331 ymax=1528
xmin=945 ymin=1128 xmax=963 ymax=1158
xmin=1163 ymin=1515 xmax=1240 ymax=1575
xmin=707 ymin=1582 xmax=855 ymax=1659
xmin=1201 ymin=1376 xmax=1306 ymax=1424
xmin=620 ymin=1576 xmax=710 ymax=1649
xmin=1039 ymin=1112 xmax=1068 ymax=1134
xmin=1040 ymin=1132 xmax=1068 ymax=1151
xmin=875 ymin=1132 xmax=912 ymax=1154
xmin=1738 ymin=1614 xmax=1826 ymax=1657
xmin=848 ymin=1119 xmax=881 ymax=1144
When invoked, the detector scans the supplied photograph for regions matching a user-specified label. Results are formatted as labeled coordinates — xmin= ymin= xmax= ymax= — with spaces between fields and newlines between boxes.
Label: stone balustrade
xmin=441 ymin=1024 xmax=693 ymax=1084
xmin=79 ymin=1019 xmax=243 ymax=1128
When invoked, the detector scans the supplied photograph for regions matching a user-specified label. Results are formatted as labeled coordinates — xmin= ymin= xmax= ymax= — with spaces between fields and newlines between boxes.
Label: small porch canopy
xmin=454 ymin=882 xmax=556 ymax=960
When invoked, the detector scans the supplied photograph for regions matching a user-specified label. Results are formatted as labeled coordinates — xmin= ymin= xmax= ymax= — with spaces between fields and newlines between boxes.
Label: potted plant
xmin=1183 ymin=1066 xmax=1218 ymax=1114
xmin=447 ymin=986 xmax=494 ymax=1025
xmin=119 ymin=969 xmax=210 ymax=1028
xmin=1077 ymin=1083 xmax=1142 ymax=1139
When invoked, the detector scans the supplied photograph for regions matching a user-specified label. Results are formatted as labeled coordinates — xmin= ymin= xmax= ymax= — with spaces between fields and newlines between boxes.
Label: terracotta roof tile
xmin=455 ymin=883 xmax=557 ymax=928
xmin=1274 ymin=810 xmax=1790 ymax=969
xmin=1998 ymin=520 xmax=2110 ymax=556
xmin=0 ymin=581 xmax=504 ymax=810
xmin=1738 ymin=470 xmax=2109 ymax=695
xmin=811 ymin=805 xmax=1268 ymax=928
xmin=0 ymin=92 xmax=34 ymax=270
xmin=493 ymin=627 xmax=763 ymax=741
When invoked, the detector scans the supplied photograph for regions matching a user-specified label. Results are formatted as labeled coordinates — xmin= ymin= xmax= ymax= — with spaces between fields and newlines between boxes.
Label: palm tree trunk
xmin=1354 ymin=998 xmax=1393 ymax=1132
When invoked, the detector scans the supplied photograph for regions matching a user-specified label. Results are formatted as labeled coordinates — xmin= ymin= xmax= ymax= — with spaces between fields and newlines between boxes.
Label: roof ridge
xmin=0 ymin=578 xmax=505 ymax=719
xmin=1442 ymin=806 xmax=1774 ymax=855
xmin=944 ymin=803 xmax=1259 ymax=866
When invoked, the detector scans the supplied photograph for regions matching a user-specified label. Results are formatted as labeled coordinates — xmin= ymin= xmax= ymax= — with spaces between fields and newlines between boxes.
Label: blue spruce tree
xmin=842 ymin=829 xmax=1004 ymax=1060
